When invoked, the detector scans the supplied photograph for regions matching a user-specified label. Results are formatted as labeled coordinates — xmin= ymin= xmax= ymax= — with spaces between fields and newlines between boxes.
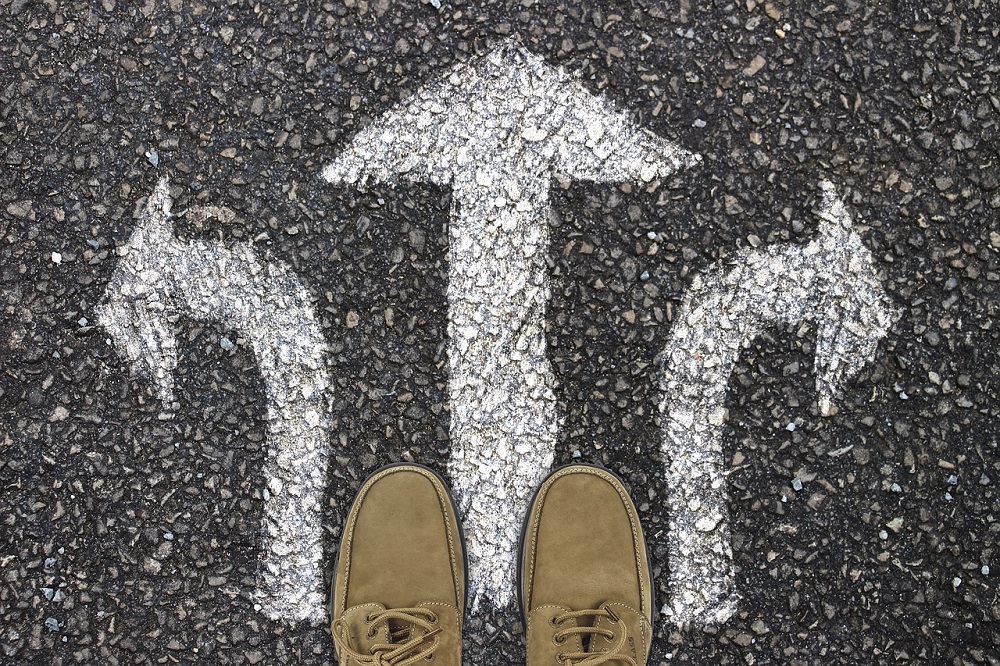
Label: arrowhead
xmin=95 ymin=178 xmax=180 ymax=405
xmin=324 ymin=40 xmax=698 ymax=190
xmin=812 ymin=181 xmax=899 ymax=414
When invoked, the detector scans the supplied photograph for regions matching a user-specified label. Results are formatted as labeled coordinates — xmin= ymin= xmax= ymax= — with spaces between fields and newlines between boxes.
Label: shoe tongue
xmin=387 ymin=618 xmax=417 ymax=643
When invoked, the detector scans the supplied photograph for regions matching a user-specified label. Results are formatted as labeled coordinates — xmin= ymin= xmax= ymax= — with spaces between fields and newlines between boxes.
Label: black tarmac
xmin=1 ymin=0 xmax=998 ymax=664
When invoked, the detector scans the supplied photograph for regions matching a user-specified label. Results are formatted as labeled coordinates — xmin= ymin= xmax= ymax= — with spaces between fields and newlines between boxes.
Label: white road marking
xmin=96 ymin=179 xmax=331 ymax=624
xmin=660 ymin=181 xmax=898 ymax=624
xmin=324 ymin=40 xmax=697 ymax=608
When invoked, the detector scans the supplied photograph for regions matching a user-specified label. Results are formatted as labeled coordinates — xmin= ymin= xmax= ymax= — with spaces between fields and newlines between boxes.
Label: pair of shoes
xmin=330 ymin=464 xmax=653 ymax=666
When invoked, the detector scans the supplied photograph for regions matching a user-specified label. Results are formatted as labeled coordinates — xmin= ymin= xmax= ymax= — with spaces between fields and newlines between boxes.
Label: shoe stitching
xmin=525 ymin=466 xmax=650 ymax=619
xmin=339 ymin=466 xmax=464 ymax=617
xmin=341 ymin=466 xmax=463 ymax=614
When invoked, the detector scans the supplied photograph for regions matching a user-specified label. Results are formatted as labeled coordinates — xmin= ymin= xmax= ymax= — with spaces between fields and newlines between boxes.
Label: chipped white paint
xmin=96 ymin=179 xmax=331 ymax=624
xmin=325 ymin=40 xmax=697 ymax=608
xmin=660 ymin=181 xmax=897 ymax=624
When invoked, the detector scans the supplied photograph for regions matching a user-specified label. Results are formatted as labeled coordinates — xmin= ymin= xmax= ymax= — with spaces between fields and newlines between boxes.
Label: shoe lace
xmin=552 ymin=605 xmax=636 ymax=666
xmin=332 ymin=607 xmax=442 ymax=666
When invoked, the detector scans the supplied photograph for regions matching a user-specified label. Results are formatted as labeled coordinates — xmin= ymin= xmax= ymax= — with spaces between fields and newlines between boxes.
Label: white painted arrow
xmin=96 ymin=179 xmax=331 ymax=624
xmin=325 ymin=40 xmax=698 ymax=608
xmin=660 ymin=181 xmax=898 ymax=624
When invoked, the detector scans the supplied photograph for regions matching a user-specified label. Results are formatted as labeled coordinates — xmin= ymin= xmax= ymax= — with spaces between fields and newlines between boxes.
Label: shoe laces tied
xmin=552 ymin=605 xmax=637 ymax=666
xmin=333 ymin=607 xmax=442 ymax=666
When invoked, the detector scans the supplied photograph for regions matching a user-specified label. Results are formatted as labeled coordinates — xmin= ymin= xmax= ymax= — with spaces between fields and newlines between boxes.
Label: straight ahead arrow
xmin=659 ymin=181 xmax=898 ymax=624
xmin=325 ymin=40 xmax=698 ymax=608
xmin=97 ymin=180 xmax=331 ymax=623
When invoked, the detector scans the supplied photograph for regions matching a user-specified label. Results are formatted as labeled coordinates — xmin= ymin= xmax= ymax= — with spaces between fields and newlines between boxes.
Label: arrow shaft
xmin=660 ymin=251 xmax=818 ymax=624
xmin=446 ymin=186 xmax=557 ymax=608
xmin=178 ymin=247 xmax=331 ymax=624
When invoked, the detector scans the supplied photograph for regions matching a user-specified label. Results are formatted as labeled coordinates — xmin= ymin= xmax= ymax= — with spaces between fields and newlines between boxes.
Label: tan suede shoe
xmin=520 ymin=465 xmax=654 ymax=666
xmin=332 ymin=464 xmax=466 ymax=666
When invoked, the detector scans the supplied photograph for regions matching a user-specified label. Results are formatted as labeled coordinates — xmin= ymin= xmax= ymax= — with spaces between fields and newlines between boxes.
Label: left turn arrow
xmin=96 ymin=179 xmax=332 ymax=624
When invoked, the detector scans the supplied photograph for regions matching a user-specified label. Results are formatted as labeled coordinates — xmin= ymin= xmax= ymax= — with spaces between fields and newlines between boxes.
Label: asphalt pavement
xmin=1 ymin=0 xmax=998 ymax=664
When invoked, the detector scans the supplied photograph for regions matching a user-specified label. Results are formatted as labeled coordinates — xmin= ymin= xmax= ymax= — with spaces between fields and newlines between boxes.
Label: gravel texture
xmin=1 ymin=1 xmax=998 ymax=665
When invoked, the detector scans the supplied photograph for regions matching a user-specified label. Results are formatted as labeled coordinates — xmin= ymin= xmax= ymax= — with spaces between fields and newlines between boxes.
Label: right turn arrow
xmin=659 ymin=181 xmax=899 ymax=624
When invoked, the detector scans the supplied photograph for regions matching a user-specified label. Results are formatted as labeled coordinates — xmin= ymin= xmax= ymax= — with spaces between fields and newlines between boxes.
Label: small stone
xmin=743 ymin=55 xmax=766 ymax=77
xmin=268 ymin=477 xmax=283 ymax=496
xmin=52 ymin=252 xmax=62 ymax=264
xmin=952 ymin=132 xmax=974 ymax=150
xmin=520 ymin=127 xmax=547 ymax=142
xmin=6 ymin=200 xmax=33 ymax=218
xmin=44 ymin=618 xmax=60 ymax=632
xmin=695 ymin=515 xmax=720 ymax=532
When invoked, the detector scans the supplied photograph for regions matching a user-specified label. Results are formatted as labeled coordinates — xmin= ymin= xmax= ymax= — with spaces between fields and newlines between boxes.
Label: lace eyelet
xmin=429 ymin=612 xmax=439 ymax=625
xmin=367 ymin=626 xmax=377 ymax=638
xmin=556 ymin=652 xmax=567 ymax=664
xmin=554 ymin=634 xmax=566 ymax=645
xmin=365 ymin=613 xmax=378 ymax=623
xmin=549 ymin=615 xmax=560 ymax=628
xmin=424 ymin=655 xmax=435 ymax=662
